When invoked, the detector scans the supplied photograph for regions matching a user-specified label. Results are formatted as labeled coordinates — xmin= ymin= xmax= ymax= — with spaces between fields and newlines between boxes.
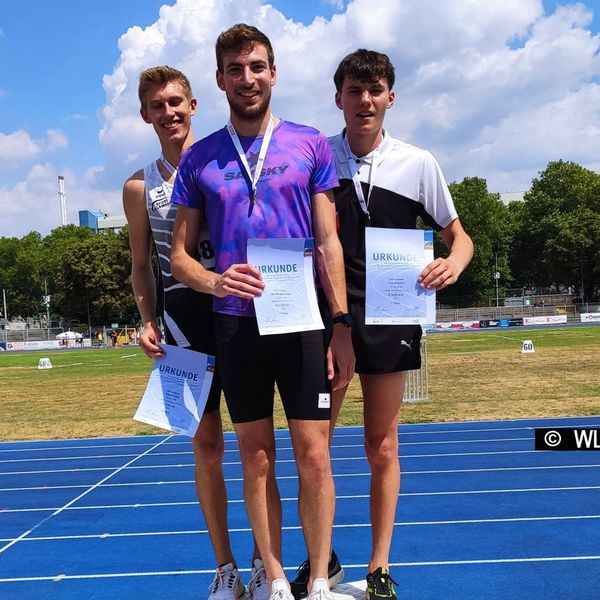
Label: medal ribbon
xmin=226 ymin=115 xmax=275 ymax=204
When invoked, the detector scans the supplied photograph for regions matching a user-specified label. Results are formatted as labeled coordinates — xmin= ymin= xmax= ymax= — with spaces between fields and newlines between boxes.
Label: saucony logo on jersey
xmin=150 ymin=186 xmax=171 ymax=212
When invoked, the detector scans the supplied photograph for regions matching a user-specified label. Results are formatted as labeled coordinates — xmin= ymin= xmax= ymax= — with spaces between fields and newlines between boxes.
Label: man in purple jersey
xmin=171 ymin=23 xmax=354 ymax=600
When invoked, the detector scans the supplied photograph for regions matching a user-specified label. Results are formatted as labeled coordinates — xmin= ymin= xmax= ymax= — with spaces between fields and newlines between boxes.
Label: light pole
xmin=2 ymin=288 xmax=7 ymax=322
xmin=493 ymin=244 xmax=500 ymax=308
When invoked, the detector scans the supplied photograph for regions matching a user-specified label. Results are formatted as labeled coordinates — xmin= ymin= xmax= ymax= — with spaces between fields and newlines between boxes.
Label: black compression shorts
xmin=214 ymin=313 xmax=331 ymax=423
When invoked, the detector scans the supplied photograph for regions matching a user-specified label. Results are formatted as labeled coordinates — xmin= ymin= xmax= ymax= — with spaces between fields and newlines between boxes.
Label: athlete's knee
xmin=193 ymin=416 xmax=224 ymax=469
xmin=364 ymin=432 xmax=398 ymax=468
xmin=294 ymin=442 xmax=331 ymax=481
xmin=238 ymin=437 xmax=276 ymax=479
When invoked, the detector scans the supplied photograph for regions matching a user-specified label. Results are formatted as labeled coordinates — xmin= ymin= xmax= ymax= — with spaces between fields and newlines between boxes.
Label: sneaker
xmin=290 ymin=550 xmax=344 ymax=600
xmin=307 ymin=578 xmax=334 ymax=600
xmin=366 ymin=567 xmax=398 ymax=600
xmin=269 ymin=579 xmax=295 ymax=600
xmin=248 ymin=559 xmax=269 ymax=600
xmin=208 ymin=562 xmax=246 ymax=600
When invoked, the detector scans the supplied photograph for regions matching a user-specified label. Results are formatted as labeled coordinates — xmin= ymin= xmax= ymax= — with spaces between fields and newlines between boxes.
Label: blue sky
xmin=1 ymin=0 xmax=599 ymax=237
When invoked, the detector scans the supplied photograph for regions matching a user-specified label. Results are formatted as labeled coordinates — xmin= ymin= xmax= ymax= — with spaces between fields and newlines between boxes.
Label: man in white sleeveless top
xmin=122 ymin=66 xmax=264 ymax=600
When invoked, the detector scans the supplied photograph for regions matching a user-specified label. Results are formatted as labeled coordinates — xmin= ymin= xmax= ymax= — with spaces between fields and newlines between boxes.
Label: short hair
xmin=138 ymin=66 xmax=193 ymax=108
xmin=333 ymin=49 xmax=395 ymax=92
xmin=215 ymin=23 xmax=275 ymax=73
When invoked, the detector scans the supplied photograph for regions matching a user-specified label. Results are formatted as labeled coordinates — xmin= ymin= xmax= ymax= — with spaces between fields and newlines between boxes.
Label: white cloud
xmin=96 ymin=0 xmax=600 ymax=195
xmin=45 ymin=129 xmax=68 ymax=152
xmin=4 ymin=0 xmax=600 ymax=237
xmin=0 ymin=163 xmax=121 ymax=238
xmin=0 ymin=130 xmax=41 ymax=165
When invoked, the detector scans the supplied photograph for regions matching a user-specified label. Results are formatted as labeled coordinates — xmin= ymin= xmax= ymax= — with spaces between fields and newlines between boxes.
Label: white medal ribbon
xmin=226 ymin=115 xmax=275 ymax=204
xmin=159 ymin=153 xmax=178 ymax=177
xmin=342 ymin=132 xmax=386 ymax=220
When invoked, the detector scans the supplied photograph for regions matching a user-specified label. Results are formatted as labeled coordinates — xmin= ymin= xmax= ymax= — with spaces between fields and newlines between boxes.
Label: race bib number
xmin=197 ymin=221 xmax=216 ymax=269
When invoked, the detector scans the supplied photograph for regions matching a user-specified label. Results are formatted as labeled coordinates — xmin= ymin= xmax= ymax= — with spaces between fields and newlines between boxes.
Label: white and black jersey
xmin=329 ymin=130 xmax=458 ymax=374
xmin=143 ymin=160 xmax=220 ymax=411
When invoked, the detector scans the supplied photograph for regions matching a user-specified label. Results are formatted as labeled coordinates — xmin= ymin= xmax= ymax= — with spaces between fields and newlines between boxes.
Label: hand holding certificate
xmin=247 ymin=238 xmax=324 ymax=335
xmin=365 ymin=228 xmax=436 ymax=325
xmin=133 ymin=344 xmax=215 ymax=437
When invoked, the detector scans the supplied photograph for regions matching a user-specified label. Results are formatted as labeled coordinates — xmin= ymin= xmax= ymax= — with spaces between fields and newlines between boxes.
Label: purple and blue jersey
xmin=172 ymin=119 xmax=338 ymax=317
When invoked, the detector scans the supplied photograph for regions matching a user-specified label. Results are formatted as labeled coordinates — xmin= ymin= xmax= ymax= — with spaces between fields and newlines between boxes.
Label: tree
xmin=56 ymin=229 xmax=136 ymax=324
xmin=511 ymin=160 xmax=600 ymax=300
xmin=434 ymin=177 xmax=514 ymax=306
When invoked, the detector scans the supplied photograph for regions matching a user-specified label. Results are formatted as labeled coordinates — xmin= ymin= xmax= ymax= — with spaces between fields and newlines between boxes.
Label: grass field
xmin=1 ymin=325 xmax=599 ymax=441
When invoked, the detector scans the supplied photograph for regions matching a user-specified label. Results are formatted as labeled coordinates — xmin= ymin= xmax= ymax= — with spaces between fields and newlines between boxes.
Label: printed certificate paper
xmin=247 ymin=238 xmax=324 ymax=335
xmin=365 ymin=228 xmax=436 ymax=325
xmin=134 ymin=344 xmax=215 ymax=437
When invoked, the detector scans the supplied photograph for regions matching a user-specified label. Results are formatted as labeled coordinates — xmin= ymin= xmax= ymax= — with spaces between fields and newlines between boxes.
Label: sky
xmin=0 ymin=0 xmax=599 ymax=238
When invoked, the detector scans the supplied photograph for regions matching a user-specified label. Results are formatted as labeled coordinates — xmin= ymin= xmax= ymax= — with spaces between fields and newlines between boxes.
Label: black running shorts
xmin=214 ymin=313 xmax=331 ymax=423
xmin=349 ymin=299 xmax=422 ymax=374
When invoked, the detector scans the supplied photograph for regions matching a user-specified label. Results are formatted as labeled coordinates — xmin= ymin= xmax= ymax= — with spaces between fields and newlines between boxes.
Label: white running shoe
xmin=269 ymin=579 xmax=295 ymax=600
xmin=248 ymin=559 xmax=269 ymax=600
xmin=306 ymin=578 xmax=334 ymax=600
xmin=208 ymin=562 xmax=246 ymax=600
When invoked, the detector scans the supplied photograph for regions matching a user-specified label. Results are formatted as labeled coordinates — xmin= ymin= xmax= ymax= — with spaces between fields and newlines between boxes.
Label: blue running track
xmin=1 ymin=416 xmax=599 ymax=599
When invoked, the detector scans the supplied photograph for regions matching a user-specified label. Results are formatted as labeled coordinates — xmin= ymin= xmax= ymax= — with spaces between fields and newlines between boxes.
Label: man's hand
xmin=327 ymin=325 xmax=355 ymax=391
xmin=214 ymin=263 xmax=264 ymax=299
xmin=418 ymin=256 xmax=461 ymax=291
xmin=139 ymin=322 xmax=165 ymax=359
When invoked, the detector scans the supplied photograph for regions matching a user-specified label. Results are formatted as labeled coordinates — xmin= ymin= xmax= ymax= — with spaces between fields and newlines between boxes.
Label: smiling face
xmin=140 ymin=80 xmax=196 ymax=147
xmin=216 ymin=43 xmax=276 ymax=124
xmin=335 ymin=76 xmax=395 ymax=144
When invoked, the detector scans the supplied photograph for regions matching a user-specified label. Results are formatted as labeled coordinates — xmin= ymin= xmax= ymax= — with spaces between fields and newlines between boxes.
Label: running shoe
xmin=290 ymin=550 xmax=344 ymax=600
xmin=365 ymin=567 xmax=398 ymax=600
xmin=208 ymin=562 xmax=246 ymax=600
xmin=269 ymin=579 xmax=295 ymax=600
xmin=248 ymin=558 xmax=269 ymax=600
xmin=306 ymin=578 xmax=334 ymax=600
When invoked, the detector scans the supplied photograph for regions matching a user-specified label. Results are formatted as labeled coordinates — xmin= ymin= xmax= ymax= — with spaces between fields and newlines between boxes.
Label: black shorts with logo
xmin=214 ymin=313 xmax=331 ymax=423
xmin=349 ymin=299 xmax=422 ymax=375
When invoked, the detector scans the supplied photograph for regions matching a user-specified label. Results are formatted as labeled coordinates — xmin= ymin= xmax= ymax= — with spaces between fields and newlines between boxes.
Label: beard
xmin=227 ymin=88 xmax=271 ymax=122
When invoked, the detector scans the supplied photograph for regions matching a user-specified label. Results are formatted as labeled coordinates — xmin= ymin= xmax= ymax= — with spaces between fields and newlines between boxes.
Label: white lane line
xmin=0 ymin=436 xmax=173 ymax=556
xmin=2 ymin=462 xmax=599 ymax=493
xmin=1 ymin=555 xmax=600 ymax=583
xmin=0 ymin=436 xmax=536 ymax=464
xmin=3 ymin=484 xmax=600 ymax=514
xmin=5 ymin=514 xmax=600 ymax=543
xmin=2 ymin=448 xmax=590 ymax=477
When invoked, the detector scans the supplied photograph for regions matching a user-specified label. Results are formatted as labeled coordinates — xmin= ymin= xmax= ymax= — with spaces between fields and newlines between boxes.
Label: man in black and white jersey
xmin=328 ymin=50 xmax=474 ymax=600
xmin=122 ymin=66 xmax=261 ymax=600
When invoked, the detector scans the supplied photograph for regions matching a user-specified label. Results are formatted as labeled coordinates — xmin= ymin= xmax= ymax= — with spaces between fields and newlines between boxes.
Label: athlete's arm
xmin=122 ymin=173 xmax=163 ymax=358
xmin=418 ymin=218 xmax=474 ymax=290
xmin=171 ymin=205 xmax=264 ymax=299
xmin=312 ymin=189 xmax=355 ymax=390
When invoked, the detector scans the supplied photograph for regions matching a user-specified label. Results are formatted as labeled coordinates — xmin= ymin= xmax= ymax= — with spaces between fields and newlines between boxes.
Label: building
xmin=79 ymin=210 xmax=127 ymax=233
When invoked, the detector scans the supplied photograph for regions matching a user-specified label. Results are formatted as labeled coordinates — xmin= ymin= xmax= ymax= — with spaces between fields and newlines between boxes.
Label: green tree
xmin=57 ymin=229 xmax=135 ymax=324
xmin=435 ymin=177 xmax=513 ymax=306
xmin=512 ymin=160 xmax=600 ymax=300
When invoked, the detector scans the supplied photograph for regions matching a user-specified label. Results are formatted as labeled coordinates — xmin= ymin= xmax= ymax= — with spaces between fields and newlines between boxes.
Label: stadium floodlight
xmin=58 ymin=175 xmax=67 ymax=226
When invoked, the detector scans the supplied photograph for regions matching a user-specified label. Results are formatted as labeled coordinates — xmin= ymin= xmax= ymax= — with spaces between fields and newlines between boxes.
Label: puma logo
xmin=400 ymin=339 xmax=412 ymax=351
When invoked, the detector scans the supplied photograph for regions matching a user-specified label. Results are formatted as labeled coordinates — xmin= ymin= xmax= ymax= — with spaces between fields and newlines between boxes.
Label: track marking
xmin=3 ymin=514 xmax=600 ymax=543
xmin=3 ymin=484 xmax=600 ymax=514
xmin=2 ymin=463 xmax=599 ymax=493
xmin=0 ymin=436 xmax=173 ymax=556
xmin=1 ymin=555 xmax=600 ymax=583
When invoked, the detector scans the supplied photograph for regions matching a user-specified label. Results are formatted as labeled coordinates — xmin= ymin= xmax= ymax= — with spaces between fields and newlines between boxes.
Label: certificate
xmin=133 ymin=344 xmax=215 ymax=437
xmin=247 ymin=237 xmax=324 ymax=335
xmin=365 ymin=228 xmax=436 ymax=325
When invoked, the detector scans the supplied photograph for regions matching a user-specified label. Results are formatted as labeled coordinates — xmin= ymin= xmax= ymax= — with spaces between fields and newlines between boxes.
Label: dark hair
xmin=333 ymin=49 xmax=395 ymax=92
xmin=215 ymin=23 xmax=275 ymax=72
xmin=138 ymin=66 xmax=192 ymax=108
